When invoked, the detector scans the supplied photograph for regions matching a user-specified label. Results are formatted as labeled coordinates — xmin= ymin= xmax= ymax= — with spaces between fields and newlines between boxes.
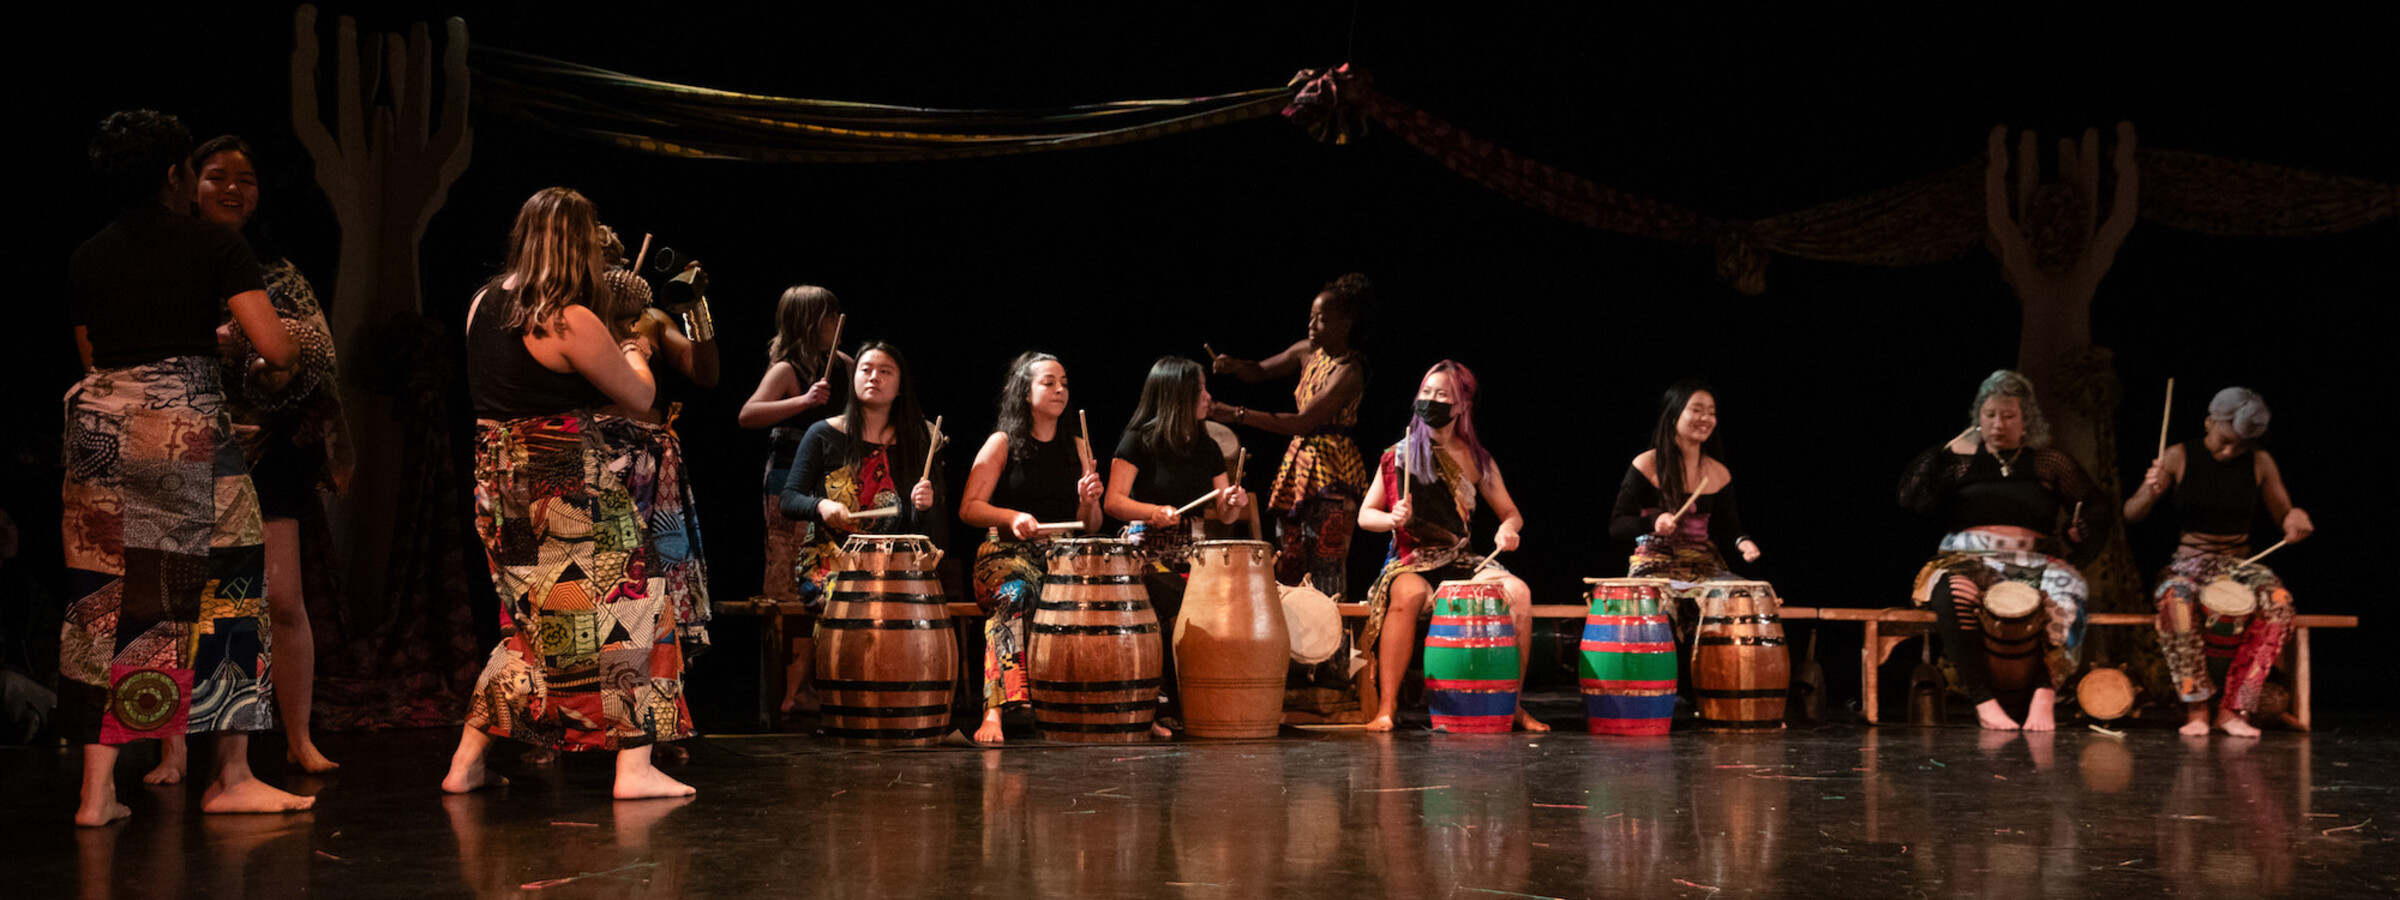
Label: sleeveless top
xmin=989 ymin=429 xmax=1087 ymax=524
xmin=2174 ymin=437 xmax=2259 ymax=535
xmin=1265 ymin=350 xmax=1367 ymax=511
xmin=467 ymin=284 xmax=608 ymax=419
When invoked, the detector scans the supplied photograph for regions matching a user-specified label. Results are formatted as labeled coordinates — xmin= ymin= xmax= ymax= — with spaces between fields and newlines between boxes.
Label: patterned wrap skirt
xmin=759 ymin=427 xmax=812 ymax=609
xmin=973 ymin=534 xmax=1047 ymax=709
xmin=2154 ymin=552 xmax=2293 ymax=711
xmin=465 ymin=413 xmax=689 ymax=751
xmin=1910 ymin=531 xmax=2089 ymax=690
xmin=598 ymin=414 xmax=710 ymax=654
xmin=58 ymin=355 xmax=274 ymax=744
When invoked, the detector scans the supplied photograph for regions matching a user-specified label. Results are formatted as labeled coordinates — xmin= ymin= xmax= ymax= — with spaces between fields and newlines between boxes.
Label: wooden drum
xmin=1580 ymin=578 xmax=1678 ymax=736
xmin=1174 ymin=540 xmax=1288 ymax=738
xmin=1423 ymin=580 xmax=1519 ymax=733
xmin=2076 ymin=666 xmax=2137 ymax=721
xmin=1692 ymin=580 xmax=1789 ymax=732
xmin=817 ymin=534 xmax=956 ymax=747
xmin=1031 ymin=537 xmax=1160 ymax=742
xmin=1977 ymin=580 xmax=2047 ymax=693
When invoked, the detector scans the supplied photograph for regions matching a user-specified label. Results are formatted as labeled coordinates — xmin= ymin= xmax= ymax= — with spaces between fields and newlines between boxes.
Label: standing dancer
xmin=1209 ymin=273 xmax=1371 ymax=600
xmin=1104 ymin=356 xmax=1250 ymax=730
xmin=775 ymin=341 xmax=946 ymax=634
xmin=739 ymin=286 xmax=850 ymax=717
xmin=2124 ymin=387 xmax=2312 ymax=735
xmin=1356 ymin=361 xmax=1544 ymax=732
xmin=959 ymin=352 xmax=1104 ymax=743
xmin=1898 ymin=370 xmax=2111 ymax=732
xmin=441 ymin=187 xmax=691 ymax=799
xmin=62 ymin=111 xmax=310 ymax=824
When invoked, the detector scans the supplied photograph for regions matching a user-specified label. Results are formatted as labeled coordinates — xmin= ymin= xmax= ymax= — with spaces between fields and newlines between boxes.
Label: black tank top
xmin=988 ymin=430 xmax=1086 ymax=523
xmin=2174 ymin=438 xmax=2258 ymax=534
xmin=467 ymin=284 xmax=608 ymax=419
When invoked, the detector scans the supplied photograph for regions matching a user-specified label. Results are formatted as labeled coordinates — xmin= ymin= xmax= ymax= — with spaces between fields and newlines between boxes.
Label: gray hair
xmin=2208 ymin=387 xmax=2271 ymax=440
xmin=1969 ymin=369 xmax=2052 ymax=448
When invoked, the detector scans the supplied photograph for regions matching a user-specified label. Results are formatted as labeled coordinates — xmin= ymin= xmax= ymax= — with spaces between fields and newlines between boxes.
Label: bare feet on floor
xmin=1363 ymin=714 xmax=1397 ymax=733
xmin=288 ymin=742 xmax=340 ymax=774
xmin=201 ymin=776 xmax=315 ymax=814
xmin=2021 ymin=690 xmax=2057 ymax=732
xmin=75 ymin=797 xmax=132 ymax=827
xmin=973 ymin=711 xmax=1006 ymax=744
xmin=1150 ymin=722 xmax=1173 ymax=739
xmin=1973 ymin=699 xmax=2021 ymax=731
xmin=2179 ymin=712 xmax=2212 ymax=737
xmin=441 ymin=757 xmax=509 ymax=794
xmin=144 ymin=736 xmax=187 ymax=785
xmin=1514 ymin=708 xmax=1550 ymax=733
xmin=612 ymin=763 xmax=696 ymax=800
xmin=2216 ymin=709 xmax=2261 ymax=738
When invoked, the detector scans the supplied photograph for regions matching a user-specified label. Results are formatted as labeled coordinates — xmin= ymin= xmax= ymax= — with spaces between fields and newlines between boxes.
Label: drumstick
xmin=1034 ymin=521 xmax=1085 ymax=533
xmin=1204 ymin=343 xmax=1218 ymax=361
xmin=821 ymin=313 xmax=846 ymax=382
xmin=847 ymin=506 xmax=900 ymax=520
xmin=1669 ymin=476 xmax=1712 ymax=522
xmin=2239 ymin=539 xmax=2288 ymax=567
xmin=2156 ymin=377 xmax=2175 ymax=460
xmin=1172 ymin=488 xmax=1224 ymax=517
xmin=629 ymin=232 xmax=653 ymax=273
xmin=920 ymin=415 xmax=945 ymax=484
xmin=1469 ymin=552 xmax=1503 ymax=577
xmin=1075 ymin=409 xmax=1095 ymax=471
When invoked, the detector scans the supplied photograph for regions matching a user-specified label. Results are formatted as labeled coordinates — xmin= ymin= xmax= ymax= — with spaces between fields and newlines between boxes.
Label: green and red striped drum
xmin=1031 ymin=537 xmax=1161 ymax=742
xmin=1580 ymin=578 xmax=1678 ymax=736
xmin=817 ymin=534 xmax=956 ymax=747
xmin=1423 ymin=579 xmax=1519 ymax=733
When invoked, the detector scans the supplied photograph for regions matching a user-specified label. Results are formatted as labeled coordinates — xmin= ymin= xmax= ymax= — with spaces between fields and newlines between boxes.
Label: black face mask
xmin=1414 ymin=399 xmax=1454 ymax=428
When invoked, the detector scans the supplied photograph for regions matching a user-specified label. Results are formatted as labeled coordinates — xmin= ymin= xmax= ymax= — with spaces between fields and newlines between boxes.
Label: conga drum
xmin=2076 ymin=666 xmax=2137 ymax=720
xmin=817 ymin=534 xmax=956 ymax=747
xmin=1423 ymin=580 xmax=1519 ymax=733
xmin=1977 ymin=580 xmax=2047 ymax=692
xmin=1174 ymin=540 xmax=1288 ymax=738
xmin=1031 ymin=538 xmax=1161 ymax=742
xmin=1692 ymin=581 xmax=1788 ymax=732
xmin=1580 ymin=578 xmax=1678 ymax=736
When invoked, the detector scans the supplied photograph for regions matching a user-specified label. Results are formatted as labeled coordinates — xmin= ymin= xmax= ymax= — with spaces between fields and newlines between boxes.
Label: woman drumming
xmin=775 ymin=341 xmax=945 ymax=643
xmin=739 ymin=286 xmax=850 ymax=717
xmin=441 ymin=187 xmax=691 ymax=799
xmin=1608 ymin=381 xmax=1763 ymax=581
xmin=1209 ymin=273 xmax=1370 ymax=600
xmin=960 ymin=352 xmax=1105 ymax=743
xmin=1104 ymin=356 xmax=1251 ymax=730
xmin=1357 ymin=361 xmax=1544 ymax=732
xmin=62 ymin=110 xmax=309 ymax=824
xmin=1898 ymin=370 xmax=2111 ymax=732
xmin=2124 ymin=387 xmax=2312 ymax=736
xmin=172 ymin=135 xmax=351 ymax=777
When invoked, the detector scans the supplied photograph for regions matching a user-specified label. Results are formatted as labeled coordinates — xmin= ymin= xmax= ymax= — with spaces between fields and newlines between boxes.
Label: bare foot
xmin=782 ymin=691 xmax=821 ymax=716
xmin=1514 ymin=707 xmax=1550 ymax=733
xmin=75 ymin=798 xmax=132 ymax=827
xmin=973 ymin=711 xmax=1006 ymax=744
xmin=2021 ymin=689 xmax=2057 ymax=732
xmin=612 ymin=762 xmax=696 ymax=800
xmin=145 ymin=736 xmax=188 ymax=785
xmin=201 ymin=776 xmax=315 ymax=814
xmin=1363 ymin=714 xmax=1397 ymax=733
xmin=2216 ymin=709 xmax=2261 ymax=738
xmin=441 ymin=757 xmax=509 ymax=794
xmin=288 ymin=743 xmax=340 ymax=774
xmin=2274 ymin=711 xmax=2309 ymax=732
xmin=2179 ymin=714 xmax=2211 ymax=737
xmin=1150 ymin=722 xmax=1172 ymax=739
xmin=1973 ymin=699 xmax=2021 ymax=731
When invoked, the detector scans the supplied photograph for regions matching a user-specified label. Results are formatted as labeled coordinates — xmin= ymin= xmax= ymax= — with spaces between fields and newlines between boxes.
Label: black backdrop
xmin=16 ymin=4 xmax=2396 ymax=717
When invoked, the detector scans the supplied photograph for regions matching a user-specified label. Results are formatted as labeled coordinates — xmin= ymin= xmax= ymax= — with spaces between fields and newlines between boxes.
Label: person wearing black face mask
xmin=1356 ymin=361 xmax=1543 ymax=732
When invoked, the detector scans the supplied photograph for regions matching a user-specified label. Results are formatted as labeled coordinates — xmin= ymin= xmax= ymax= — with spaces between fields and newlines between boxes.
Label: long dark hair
xmin=1647 ymin=379 xmax=1723 ymax=507
xmin=995 ymin=351 xmax=1077 ymax=462
xmin=1402 ymin=360 xmax=1493 ymax=480
xmin=1127 ymin=356 xmax=1204 ymax=454
xmin=838 ymin=341 xmax=930 ymax=476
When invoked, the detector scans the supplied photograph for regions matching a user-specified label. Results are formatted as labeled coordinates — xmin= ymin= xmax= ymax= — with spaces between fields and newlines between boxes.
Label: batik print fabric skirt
xmin=2154 ymin=552 xmax=2293 ymax=711
xmin=974 ymin=535 xmax=1046 ymax=710
xmin=58 ymin=355 xmax=273 ymax=745
xmin=598 ymin=415 xmax=710 ymax=653
xmin=466 ymin=414 xmax=689 ymax=752
xmin=1910 ymin=531 xmax=2089 ymax=690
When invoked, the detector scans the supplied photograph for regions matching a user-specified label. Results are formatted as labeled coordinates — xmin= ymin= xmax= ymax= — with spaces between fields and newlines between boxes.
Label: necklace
xmin=1989 ymin=441 xmax=2025 ymax=477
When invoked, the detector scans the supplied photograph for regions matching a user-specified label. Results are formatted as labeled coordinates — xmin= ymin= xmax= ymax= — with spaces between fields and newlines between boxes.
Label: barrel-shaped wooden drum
xmin=1693 ymin=580 xmax=1788 ymax=732
xmin=1423 ymin=580 xmax=1519 ymax=733
xmin=817 ymin=534 xmax=956 ymax=747
xmin=1580 ymin=578 xmax=1678 ymax=736
xmin=1174 ymin=540 xmax=1288 ymax=738
xmin=1031 ymin=538 xmax=1160 ymax=742
xmin=1977 ymin=580 xmax=2047 ymax=693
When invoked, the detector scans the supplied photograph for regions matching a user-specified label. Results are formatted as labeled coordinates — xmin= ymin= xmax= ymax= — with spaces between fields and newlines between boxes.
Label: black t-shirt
xmin=70 ymin=205 xmax=264 ymax=368
xmin=989 ymin=429 xmax=1086 ymax=524
xmin=1114 ymin=427 xmax=1225 ymax=508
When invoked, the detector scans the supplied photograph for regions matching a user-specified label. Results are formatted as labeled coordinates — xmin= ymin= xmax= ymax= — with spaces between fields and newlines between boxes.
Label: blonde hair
xmin=767 ymin=285 xmax=841 ymax=371
xmin=499 ymin=187 xmax=607 ymax=337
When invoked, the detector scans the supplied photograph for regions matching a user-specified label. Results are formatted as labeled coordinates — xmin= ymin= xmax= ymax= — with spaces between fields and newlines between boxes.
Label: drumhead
xmin=2200 ymin=579 xmax=2258 ymax=617
xmin=1278 ymin=581 xmax=1343 ymax=664
xmin=1983 ymin=581 xmax=2043 ymax=619
xmin=1432 ymin=579 xmax=1508 ymax=598
xmin=1048 ymin=537 xmax=1141 ymax=555
xmin=2077 ymin=667 xmax=2136 ymax=720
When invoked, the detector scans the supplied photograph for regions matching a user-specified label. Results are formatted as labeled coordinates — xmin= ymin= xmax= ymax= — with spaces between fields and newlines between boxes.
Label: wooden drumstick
xmin=1204 ymin=343 xmax=1218 ymax=361
xmin=2156 ymin=377 xmax=2175 ymax=460
xmin=847 ymin=506 xmax=900 ymax=520
xmin=2239 ymin=539 xmax=2288 ymax=567
xmin=1172 ymin=488 xmax=1225 ymax=517
xmin=1582 ymin=577 xmax=1606 ymax=584
xmin=1075 ymin=409 xmax=1095 ymax=471
xmin=1469 ymin=551 xmax=1503 ymax=577
xmin=629 ymin=232 xmax=653 ymax=273
xmin=920 ymin=415 xmax=945 ymax=485
xmin=1034 ymin=521 xmax=1085 ymax=533
xmin=821 ymin=313 xmax=847 ymax=382
xmin=1670 ymin=476 xmax=1712 ymax=522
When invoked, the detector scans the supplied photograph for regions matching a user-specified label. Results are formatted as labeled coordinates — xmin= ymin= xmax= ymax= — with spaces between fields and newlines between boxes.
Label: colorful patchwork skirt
xmin=1910 ymin=531 xmax=2089 ymax=690
xmin=598 ymin=414 xmax=710 ymax=653
xmin=2154 ymin=552 xmax=2293 ymax=711
xmin=974 ymin=535 xmax=1046 ymax=709
xmin=58 ymin=355 xmax=273 ymax=745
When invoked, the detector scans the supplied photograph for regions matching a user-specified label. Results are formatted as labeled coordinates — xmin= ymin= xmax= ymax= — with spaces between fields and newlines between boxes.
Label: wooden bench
xmin=1816 ymin=607 xmax=2360 ymax=728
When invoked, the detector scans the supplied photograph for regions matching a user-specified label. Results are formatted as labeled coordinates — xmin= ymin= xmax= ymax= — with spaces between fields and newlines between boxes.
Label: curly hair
xmin=1969 ymin=369 xmax=2052 ymax=449
xmin=1317 ymin=272 xmax=1374 ymax=324
xmin=91 ymin=109 xmax=193 ymax=211
xmin=995 ymin=351 xmax=1073 ymax=462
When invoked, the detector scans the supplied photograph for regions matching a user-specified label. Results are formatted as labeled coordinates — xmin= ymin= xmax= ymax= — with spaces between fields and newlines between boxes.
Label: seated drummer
xmin=1607 ymin=380 xmax=1764 ymax=631
xmin=1898 ymin=370 xmax=2110 ymax=732
xmin=2123 ymin=387 xmax=2313 ymax=736
xmin=1358 ymin=361 xmax=1544 ymax=733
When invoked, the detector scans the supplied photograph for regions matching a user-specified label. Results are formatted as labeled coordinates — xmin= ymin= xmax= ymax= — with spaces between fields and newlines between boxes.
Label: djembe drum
xmin=818 ymin=534 xmax=955 ymax=747
xmin=1175 ymin=540 xmax=1288 ymax=738
xmin=1978 ymin=580 xmax=2048 ymax=693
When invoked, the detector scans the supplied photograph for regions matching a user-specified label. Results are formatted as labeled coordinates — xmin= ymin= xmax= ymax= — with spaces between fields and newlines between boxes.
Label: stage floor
xmin=7 ymin=697 xmax=2394 ymax=899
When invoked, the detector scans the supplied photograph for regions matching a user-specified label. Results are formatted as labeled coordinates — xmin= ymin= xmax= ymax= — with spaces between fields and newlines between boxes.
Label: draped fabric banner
xmin=470 ymin=50 xmax=2397 ymax=291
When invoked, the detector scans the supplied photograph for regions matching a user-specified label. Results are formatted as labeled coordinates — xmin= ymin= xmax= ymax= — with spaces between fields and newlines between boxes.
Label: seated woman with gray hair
xmin=1899 ymin=370 xmax=2111 ymax=732
xmin=2123 ymin=387 xmax=2313 ymax=736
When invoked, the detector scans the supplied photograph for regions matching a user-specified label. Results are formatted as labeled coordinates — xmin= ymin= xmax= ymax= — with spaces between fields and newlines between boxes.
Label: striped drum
xmin=817 ymin=534 xmax=956 ymax=747
xmin=1692 ymin=580 xmax=1789 ymax=732
xmin=1580 ymin=578 xmax=1678 ymax=736
xmin=1030 ymin=538 xmax=1161 ymax=742
xmin=1423 ymin=580 xmax=1519 ymax=733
